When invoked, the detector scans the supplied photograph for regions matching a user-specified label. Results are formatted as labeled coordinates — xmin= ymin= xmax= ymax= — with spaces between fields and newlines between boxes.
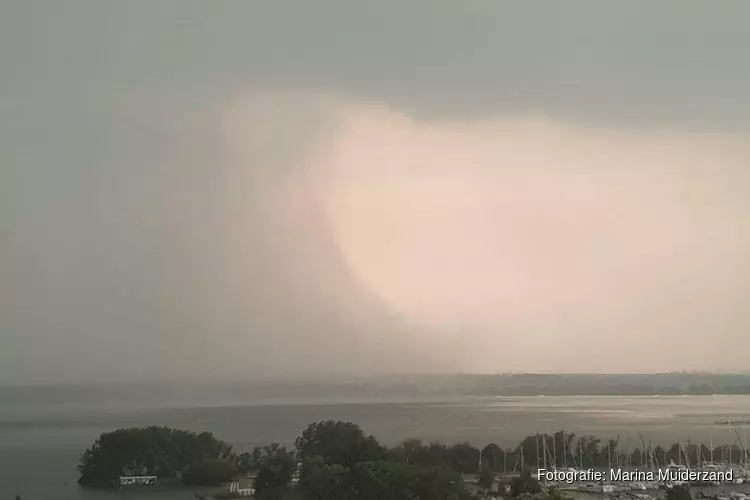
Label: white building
xmin=228 ymin=480 xmax=255 ymax=497
xmin=119 ymin=476 xmax=157 ymax=486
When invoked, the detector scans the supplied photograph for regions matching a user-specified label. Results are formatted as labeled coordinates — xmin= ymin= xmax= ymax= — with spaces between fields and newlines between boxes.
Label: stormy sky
xmin=2 ymin=1 xmax=750 ymax=384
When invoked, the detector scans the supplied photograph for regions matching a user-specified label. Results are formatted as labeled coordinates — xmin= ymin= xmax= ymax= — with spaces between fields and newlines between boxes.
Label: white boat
xmin=667 ymin=460 xmax=688 ymax=472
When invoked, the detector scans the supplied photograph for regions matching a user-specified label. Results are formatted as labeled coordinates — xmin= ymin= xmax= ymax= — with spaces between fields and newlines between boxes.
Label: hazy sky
xmin=2 ymin=1 xmax=750 ymax=384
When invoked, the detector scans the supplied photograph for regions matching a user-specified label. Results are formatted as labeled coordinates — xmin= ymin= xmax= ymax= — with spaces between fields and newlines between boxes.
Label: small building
xmin=228 ymin=481 xmax=255 ymax=497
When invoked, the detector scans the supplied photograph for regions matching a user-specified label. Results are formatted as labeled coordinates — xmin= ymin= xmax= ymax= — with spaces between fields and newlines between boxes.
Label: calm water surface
xmin=3 ymin=393 xmax=750 ymax=499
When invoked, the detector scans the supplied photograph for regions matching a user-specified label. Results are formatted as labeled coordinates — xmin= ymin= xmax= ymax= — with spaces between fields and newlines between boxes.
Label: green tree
xmin=182 ymin=458 xmax=236 ymax=486
xmin=253 ymin=443 xmax=296 ymax=497
xmin=400 ymin=438 xmax=423 ymax=464
xmin=478 ymin=466 xmax=494 ymax=492
xmin=576 ymin=435 xmax=602 ymax=467
xmin=77 ymin=426 xmax=233 ymax=487
xmin=408 ymin=465 xmax=468 ymax=500
xmin=236 ymin=452 xmax=255 ymax=474
xmin=517 ymin=435 xmax=540 ymax=468
xmin=447 ymin=442 xmax=480 ymax=473
xmin=297 ymin=458 xmax=351 ymax=500
xmin=296 ymin=422 xmax=468 ymax=500
xmin=482 ymin=443 xmax=505 ymax=471
xmin=295 ymin=420 xmax=385 ymax=468
xmin=423 ymin=442 xmax=449 ymax=467
xmin=666 ymin=443 xmax=681 ymax=464
xmin=606 ymin=437 xmax=620 ymax=465
xmin=349 ymin=460 xmax=410 ymax=500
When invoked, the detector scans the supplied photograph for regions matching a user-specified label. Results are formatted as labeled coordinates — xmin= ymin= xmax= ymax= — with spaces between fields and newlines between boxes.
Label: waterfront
xmin=3 ymin=393 xmax=750 ymax=499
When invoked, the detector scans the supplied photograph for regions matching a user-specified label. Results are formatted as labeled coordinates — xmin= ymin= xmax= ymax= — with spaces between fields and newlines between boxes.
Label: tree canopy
xmin=296 ymin=421 xmax=470 ymax=500
xmin=295 ymin=420 xmax=386 ymax=467
xmin=77 ymin=426 xmax=234 ymax=487
xmin=478 ymin=465 xmax=494 ymax=492
xmin=77 ymin=421 xmax=713 ymax=498
xmin=182 ymin=458 xmax=236 ymax=486
xmin=252 ymin=443 xmax=297 ymax=498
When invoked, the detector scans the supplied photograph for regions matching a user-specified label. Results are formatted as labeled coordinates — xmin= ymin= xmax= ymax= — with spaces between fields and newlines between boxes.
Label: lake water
xmin=3 ymin=392 xmax=750 ymax=499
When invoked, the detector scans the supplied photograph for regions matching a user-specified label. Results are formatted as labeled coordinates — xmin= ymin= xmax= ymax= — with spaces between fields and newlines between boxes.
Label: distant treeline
xmin=466 ymin=373 xmax=750 ymax=396
xmin=220 ymin=373 xmax=750 ymax=397
xmin=9 ymin=373 xmax=750 ymax=402
xmin=240 ymin=374 xmax=750 ymax=397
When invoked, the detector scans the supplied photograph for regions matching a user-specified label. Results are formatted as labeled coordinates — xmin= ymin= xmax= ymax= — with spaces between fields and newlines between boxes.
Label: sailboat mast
xmin=616 ymin=435 xmax=621 ymax=468
xmin=552 ymin=432 xmax=557 ymax=470
xmin=536 ymin=433 xmax=540 ymax=470
xmin=579 ymin=439 xmax=583 ymax=469
xmin=729 ymin=420 xmax=734 ymax=466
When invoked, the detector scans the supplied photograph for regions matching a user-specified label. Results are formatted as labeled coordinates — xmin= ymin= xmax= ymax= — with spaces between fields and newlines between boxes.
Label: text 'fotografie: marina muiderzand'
xmin=538 ymin=468 xmax=734 ymax=484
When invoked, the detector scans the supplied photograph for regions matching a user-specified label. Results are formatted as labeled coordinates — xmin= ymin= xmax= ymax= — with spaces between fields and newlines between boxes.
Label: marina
xmin=494 ymin=421 xmax=750 ymax=500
